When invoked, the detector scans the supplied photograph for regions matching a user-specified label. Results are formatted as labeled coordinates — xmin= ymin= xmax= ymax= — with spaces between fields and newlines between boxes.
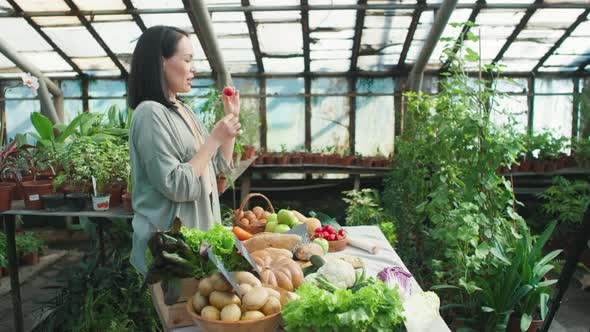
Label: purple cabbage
xmin=378 ymin=266 xmax=413 ymax=295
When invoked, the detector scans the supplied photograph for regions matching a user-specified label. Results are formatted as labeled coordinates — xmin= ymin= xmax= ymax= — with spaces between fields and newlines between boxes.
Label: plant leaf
xmin=520 ymin=313 xmax=532 ymax=331
xmin=31 ymin=112 xmax=54 ymax=143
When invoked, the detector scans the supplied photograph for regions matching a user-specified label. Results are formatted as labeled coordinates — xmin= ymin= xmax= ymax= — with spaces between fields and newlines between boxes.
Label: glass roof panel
xmin=252 ymin=11 xmax=300 ymax=21
xmin=258 ymin=23 xmax=303 ymax=54
xmin=0 ymin=0 xmax=10 ymax=13
xmin=212 ymin=11 xmax=245 ymax=22
xmin=221 ymin=49 xmax=256 ymax=62
xmin=213 ymin=22 xmax=249 ymax=36
xmin=22 ymin=51 xmax=71 ymax=71
xmin=90 ymin=15 xmax=135 ymax=23
xmin=225 ymin=62 xmax=257 ymax=73
xmin=538 ymin=66 xmax=578 ymax=72
xmin=428 ymin=9 xmax=473 ymax=63
xmin=13 ymin=0 xmax=68 ymax=11
xmin=504 ymin=41 xmax=551 ymax=59
xmin=310 ymin=39 xmax=353 ymax=50
xmin=72 ymin=57 xmax=116 ymax=71
xmin=361 ymin=28 xmax=408 ymax=45
xmin=405 ymin=10 xmax=434 ymax=63
xmin=32 ymin=16 xmax=81 ymax=27
xmin=141 ymin=13 xmax=194 ymax=32
xmin=207 ymin=0 xmax=240 ymax=6
xmin=43 ymin=26 xmax=107 ymax=57
xmin=309 ymin=10 xmax=356 ymax=29
xmin=72 ymin=0 xmax=125 ymax=10
xmin=527 ymin=9 xmax=585 ymax=29
xmin=544 ymin=55 xmax=588 ymax=67
xmin=92 ymin=21 xmax=142 ymax=54
xmin=250 ymin=0 xmax=298 ymax=5
xmin=497 ymin=59 xmax=538 ymax=71
xmin=571 ymin=20 xmax=590 ymax=37
xmin=310 ymin=59 xmax=350 ymax=72
xmin=131 ymin=0 xmax=184 ymax=9
xmin=309 ymin=0 xmax=357 ymax=4
xmin=218 ymin=37 xmax=254 ymax=49
xmin=0 ymin=18 xmax=52 ymax=52
xmin=364 ymin=10 xmax=414 ymax=29
xmin=262 ymin=57 xmax=304 ymax=73
xmin=310 ymin=30 xmax=355 ymax=39
xmin=188 ymin=34 xmax=208 ymax=61
xmin=555 ymin=37 xmax=590 ymax=55
xmin=310 ymin=50 xmax=351 ymax=60
xmin=357 ymin=54 xmax=395 ymax=71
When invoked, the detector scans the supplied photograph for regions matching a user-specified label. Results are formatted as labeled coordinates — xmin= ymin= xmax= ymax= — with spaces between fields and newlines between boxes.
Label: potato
xmin=231 ymin=271 xmax=262 ymax=288
xmin=241 ymin=218 xmax=250 ymax=226
xmin=220 ymin=304 xmax=242 ymax=322
xmin=209 ymin=291 xmax=241 ymax=309
xmin=241 ymin=310 xmax=265 ymax=321
xmin=243 ymin=286 xmax=269 ymax=310
xmin=262 ymin=296 xmax=281 ymax=315
xmin=192 ymin=292 xmax=208 ymax=313
xmin=252 ymin=206 xmax=265 ymax=219
xmin=239 ymin=283 xmax=253 ymax=296
xmin=262 ymin=211 xmax=271 ymax=219
xmin=235 ymin=209 xmax=244 ymax=221
xmin=211 ymin=273 xmax=232 ymax=291
xmin=244 ymin=211 xmax=257 ymax=223
xmin=263 ymin=287 xmax=281 ymax=299
xmin=201 ymin=306 xmax=220 ymax=320
xmin=258 ymin=218 xmax=267 ymax=224
xmin=198 ymin=277 xmax=214 ymax=297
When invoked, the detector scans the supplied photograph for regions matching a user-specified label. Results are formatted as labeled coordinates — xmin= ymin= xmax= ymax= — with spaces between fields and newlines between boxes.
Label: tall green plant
xmin=383 ymin=23 xmax=526 ymax=292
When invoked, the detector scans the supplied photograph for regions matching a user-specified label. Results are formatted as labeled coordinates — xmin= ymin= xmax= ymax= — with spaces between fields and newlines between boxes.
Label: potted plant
xmin=40 ymin=172 xmax=66 ymax=211
xmin=0 ymin=141 xmax=20 ymax=211
xmin=105 ymin=141 xmax=129 ymax=207
xmin=508 ymin=222 xmax=561 ymax=332
xmin=276 ymin=144 xmax=290 ymax=165
xmin=302 ymin=148 xmax=314 ymax=164
xmin=572 ymin=137 xmax=590 ymax=168
xmin=61 ymin=136 xmax=95 ymax=211
xmin=17 ymin=147 xmax=53 ymax=210
xmin=16 ymin=232 xmax=44 ymax=266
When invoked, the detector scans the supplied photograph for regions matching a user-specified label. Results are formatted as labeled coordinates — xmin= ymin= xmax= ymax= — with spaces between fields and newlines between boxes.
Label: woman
xmin=127 ymin=26 xmax=240 ymax=274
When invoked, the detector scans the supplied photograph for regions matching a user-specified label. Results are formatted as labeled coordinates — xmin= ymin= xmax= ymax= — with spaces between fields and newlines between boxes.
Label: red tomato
xmin=223 ymin=87 xmax=234 ymax=96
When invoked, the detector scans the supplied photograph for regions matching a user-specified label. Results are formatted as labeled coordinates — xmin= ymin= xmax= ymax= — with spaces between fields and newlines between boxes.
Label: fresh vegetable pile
xmin=314 ymin=224 xmax=346 ymax=241
xmin=282 ymin=279 xmax=406 ymax=332
xmin=145 ymin=220 xmax=249 ymax=284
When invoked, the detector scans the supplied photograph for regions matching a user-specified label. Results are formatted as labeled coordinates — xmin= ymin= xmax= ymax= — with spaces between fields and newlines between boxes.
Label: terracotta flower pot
xmin=326 ymin=154 xmax=340 ymax=165
xmin=20 ymin=252 xmax=38 ymax=266
xmin=107 ymin=184 xmax=123 ymax=207
xmin=340 ymin=156 xmax=355 ymax=166
xmin=313 ymin=154 xmax=326 ymax=165
xmin=544 ymin=159 xmax=557 ymax=172
xmin=507 ymin=314 xmax=543 ymax=332
xmin=122 ymin=192 xmax=133 ymax=213
xmin=361 ymin=157 xmax=375 ymax=168
xmin=290 ymin=153 xmax=303 ymax=164
xmin=37 ymin=169 xmax=54 ymax=180
xmin=4 ymin=174 xmax=33 ymax=200
xmin=21 ymin=180 xmax=53 ymax=210
xmin=303 ymin=153 xmax=314 ymax=164
xmin=510 ymin=163 xmax=519 ymax=173
xmin=532 ymin=160 xmax=545 ymax=174
xmin=520 ymin=160 xmax=533 ymax=172
xmin=262 ymin=153 xmax=274 ymax=165
xmin=0 ymin=182 xmax=16 ymax=212
xmin=276 ymin=154 xmax=290 ymax=165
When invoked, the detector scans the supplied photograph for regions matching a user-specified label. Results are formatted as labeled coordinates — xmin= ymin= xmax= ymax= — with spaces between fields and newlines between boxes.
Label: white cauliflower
xmin=403 ymin=291 xmax=441 ymax=332
xmin=316 ymin=258 xmax=356 ymax=289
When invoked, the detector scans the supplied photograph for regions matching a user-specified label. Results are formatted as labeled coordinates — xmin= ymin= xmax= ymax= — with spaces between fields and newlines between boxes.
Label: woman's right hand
xmin=210 ymin=113 xmax=240 ymax=146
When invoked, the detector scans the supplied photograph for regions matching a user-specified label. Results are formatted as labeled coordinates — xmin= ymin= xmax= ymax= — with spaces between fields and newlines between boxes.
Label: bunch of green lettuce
xmin=282 ymin=279 xmax=406 ymax=332
xmin=180 ymin=225 xmax=249 ymax=278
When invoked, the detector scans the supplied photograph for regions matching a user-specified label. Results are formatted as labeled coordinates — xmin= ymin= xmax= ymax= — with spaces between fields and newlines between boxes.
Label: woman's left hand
xmin=222 ymin=87 xmax=240 ymax=117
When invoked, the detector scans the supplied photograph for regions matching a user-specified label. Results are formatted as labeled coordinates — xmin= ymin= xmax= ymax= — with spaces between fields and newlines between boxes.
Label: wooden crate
xmin=150 ymin=278 xmax=200 ymax=331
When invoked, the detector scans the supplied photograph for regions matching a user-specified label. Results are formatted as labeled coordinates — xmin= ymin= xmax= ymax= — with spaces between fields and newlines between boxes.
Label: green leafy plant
xmin=61 ymin=136 xmax=98 ymax=192
xmin=342 ymin=188 xmax=387 ymax=226
xmin=35 ymin=219 xmax=162 ymax=332
xmin=537 ymin=176 xmax=589 ymax=225
xmin=282 ymin=280 xmax=406 ymax=332
xmin=383 ymin=22 xmax=526 ymax=296
xmin=16 ymin=232 xmax=44 ymax=255
xmin=379 ymin=221 xmax=398 ymax=248
xmin=0 ymin=232 xmax=7 ymax=268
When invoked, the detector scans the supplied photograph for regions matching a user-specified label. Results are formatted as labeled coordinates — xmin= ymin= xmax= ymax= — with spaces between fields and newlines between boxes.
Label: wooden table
xmin=172 ymin=226 xmax=451 ymax=332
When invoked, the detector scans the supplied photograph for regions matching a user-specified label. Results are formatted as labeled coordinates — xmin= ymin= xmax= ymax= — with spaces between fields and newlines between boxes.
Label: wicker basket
xmin=186 ymin=297 xmax=281 ymax=332
xmin=234 ymin=193 xmax=275 ymax=234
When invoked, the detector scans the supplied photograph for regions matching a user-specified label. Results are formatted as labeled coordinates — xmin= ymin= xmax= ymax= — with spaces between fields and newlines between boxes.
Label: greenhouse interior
xmin=1 ymin=0 xmax=590 ymax=331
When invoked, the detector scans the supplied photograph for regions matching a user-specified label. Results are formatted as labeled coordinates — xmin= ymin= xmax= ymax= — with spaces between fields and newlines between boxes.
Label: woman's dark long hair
xmin=127 ymin=26 xmax=189 ymax=109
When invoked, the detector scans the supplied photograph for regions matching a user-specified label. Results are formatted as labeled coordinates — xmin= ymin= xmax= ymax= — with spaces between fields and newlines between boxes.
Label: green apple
xmin=278 ymin=209 xmax=298 ymax=227
xmin=274 ymin=224 xmax=291 ymax=233
xmin=266 ymin=213 xmax=278 ymax=223
xmin=265 ymin=221 xmax=278 ymax=233
xmin=313 ymin=238 xmax=329 ymax=254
